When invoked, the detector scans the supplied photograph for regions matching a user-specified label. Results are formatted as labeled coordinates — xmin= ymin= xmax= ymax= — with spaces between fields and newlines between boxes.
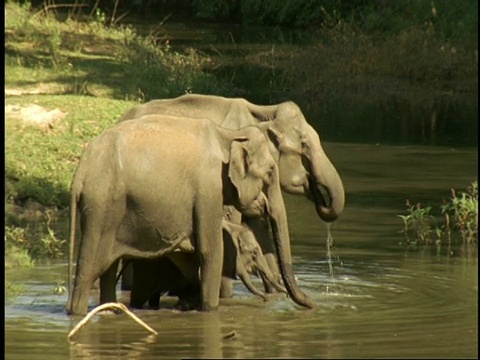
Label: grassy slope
xmin=5 ymin=4 xmax=142 ymax=266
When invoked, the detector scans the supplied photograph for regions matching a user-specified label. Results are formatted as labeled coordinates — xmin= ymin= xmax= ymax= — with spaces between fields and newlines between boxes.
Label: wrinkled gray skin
xmin=119 ymin=94 xmax=345 ymax=294
xmin=66 ymin=114 xmax=315 ymax=315
xmin=129 ymin=220 xmax=287 ymax=310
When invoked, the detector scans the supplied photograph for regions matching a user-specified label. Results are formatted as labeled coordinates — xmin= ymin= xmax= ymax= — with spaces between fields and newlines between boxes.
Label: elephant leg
xmin=130 ymin=259 xmax=157 ymax=309
xmin=166 ymin=252 xmax=203 ymax=309
xmin=70 ymin=271 xmax=97 ymax=315
xmin=100 ymin=258 xmax=120 ymax=304
xmin=220 ymin=277 xmax=233 ymax=298
xmin=121 ymin=260 xmax=134 ymax=291
xmin=220 ymin=205 xmax=242 ymax=298
xmin=133 ymin=256 xmax=197 ymax=310
xmin=195 ymin=203 xmax=223 ymax=311
xmin=69 ymin=226 xmax=119 ymax=315
xmin=175 ymin=282 xmax=202 ymax=311
xmin=148 ymin=289 xmax=162 ymax=309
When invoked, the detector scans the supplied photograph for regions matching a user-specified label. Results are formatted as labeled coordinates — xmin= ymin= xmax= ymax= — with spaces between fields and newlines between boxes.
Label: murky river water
xmin=5 ymin=142 xmax=477 ymax=359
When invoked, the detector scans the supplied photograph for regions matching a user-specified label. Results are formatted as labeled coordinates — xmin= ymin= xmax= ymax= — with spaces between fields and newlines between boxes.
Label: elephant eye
xmin=264 ymin=167 xmax=274 ymax=182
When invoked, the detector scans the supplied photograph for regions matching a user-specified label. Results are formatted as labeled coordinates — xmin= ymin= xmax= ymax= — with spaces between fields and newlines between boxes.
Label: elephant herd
xmin=66 ymin=94 xmax=345 ymax=315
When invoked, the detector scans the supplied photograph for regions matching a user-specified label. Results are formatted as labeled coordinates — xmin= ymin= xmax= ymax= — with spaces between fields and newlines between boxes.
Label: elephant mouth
xmin=281 ymin=181 xmax=308 ymax=196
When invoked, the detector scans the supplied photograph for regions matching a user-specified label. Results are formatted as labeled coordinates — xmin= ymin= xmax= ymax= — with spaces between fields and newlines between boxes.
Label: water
xmin=5 ymin=142 xmax=477 ymax=359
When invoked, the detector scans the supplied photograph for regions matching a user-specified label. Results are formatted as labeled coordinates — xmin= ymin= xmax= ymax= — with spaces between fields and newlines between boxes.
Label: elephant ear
xmin=229 ymin=139 xmax=249 ymax=202
xmin=228 ymin=139 xmax=263 ymax=208
xmin=229 ymin=139 xmax=248 ymax=182
xmin=258 ymin=122 xmax=284 ymax=150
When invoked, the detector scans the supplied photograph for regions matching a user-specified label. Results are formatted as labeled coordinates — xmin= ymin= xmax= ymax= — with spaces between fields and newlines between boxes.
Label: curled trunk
xmin=307 ymin=130 xmax=345 ymax=223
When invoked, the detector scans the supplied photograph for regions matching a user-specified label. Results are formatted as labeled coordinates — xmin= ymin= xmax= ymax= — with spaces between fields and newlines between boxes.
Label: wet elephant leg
xmin=221 ymin=205 xmax=242 ymax=298
xmin=99 ymin=259 xmax=120 ymax=304
xmin=220 ymin=277 xmax=233 ymax=298
xmin=148 ymin=289 xmax=162 ymax=309
xmin=133 ymin=255 xmax=199 ymax=310
xmin=130 ymin=259 xmax=157 ymax=309
xmin=219 ymin=227 xmax=236 ymax=298
xmin=147 ymin=256 xmax=193 ymax=309
xmin=121 ymin=260 xmax=134 ymax=291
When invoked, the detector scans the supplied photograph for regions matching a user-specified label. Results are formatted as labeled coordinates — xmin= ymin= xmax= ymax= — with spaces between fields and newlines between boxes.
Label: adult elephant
xmin=129 ymin=219 xmax=287 ymax=310
xmin=66 ymin=114 xmax=315 ymax=315
xmin=119 ymin=94 xmax=345 ymax=293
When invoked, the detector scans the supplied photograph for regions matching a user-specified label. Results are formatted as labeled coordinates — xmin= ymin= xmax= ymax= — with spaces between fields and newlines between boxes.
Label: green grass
xmin=5 ymin=94 xmax=139 ymax=265
xmin=6 ymin=95 xmax=136 ymax=206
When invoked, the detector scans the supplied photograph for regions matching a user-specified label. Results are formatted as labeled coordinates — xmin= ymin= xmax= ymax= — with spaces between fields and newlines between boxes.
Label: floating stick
xmin=67 ymin=302 xmax=158 ymax=341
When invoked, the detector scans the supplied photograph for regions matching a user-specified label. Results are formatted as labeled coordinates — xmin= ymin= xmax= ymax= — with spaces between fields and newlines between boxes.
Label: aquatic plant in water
xmin=398 ymin=181 xmax=478 ymax=248
xmin=398 ymin=200 xmax=438 ymax=246
xmin=441 ymin=181 xmax=478 ymax=245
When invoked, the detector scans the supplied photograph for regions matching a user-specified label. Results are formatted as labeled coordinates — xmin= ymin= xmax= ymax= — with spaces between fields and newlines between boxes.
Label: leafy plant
xmin=5 ymin=210 xmax=67 ymax=267
xmin=441 ymin=181 xmax=478 ymax=245
xmin=5 ymin=226 xmax=35 ymax=268
xmin=5 ymin=281 xmax=24 ymax=300
xmin=40 ymin=210 xmax=66 ymax=258
xmin=398 ymin=181 xmax=478 ymax=248
xmin=398 ymin=200 xmax=438 ymax=246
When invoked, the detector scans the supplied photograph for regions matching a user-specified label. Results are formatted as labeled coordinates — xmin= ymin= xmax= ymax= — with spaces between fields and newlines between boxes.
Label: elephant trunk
xmin=236 ymin=261 xmax=268 ymax=302
xmin=307 ymin=134 xmax=345 ymax=223
xmin=255 ymin=253 xmax=287 ymax=294
xmin=268 ymin=167 xmax=316 ymax=309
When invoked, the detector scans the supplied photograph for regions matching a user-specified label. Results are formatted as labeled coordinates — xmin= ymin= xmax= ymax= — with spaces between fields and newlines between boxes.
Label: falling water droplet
xmin=326 ymin=222 xmax=334 ymax=279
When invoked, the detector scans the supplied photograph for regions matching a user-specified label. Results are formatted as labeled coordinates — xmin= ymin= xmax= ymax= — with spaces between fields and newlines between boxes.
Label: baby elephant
xmin=129 ymin=219 xmax=287 ymax=310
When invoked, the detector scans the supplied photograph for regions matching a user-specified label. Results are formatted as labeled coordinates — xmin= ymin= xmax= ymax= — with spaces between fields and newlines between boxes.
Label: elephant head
xmin=226 ymin=126 xmax=277 ymax=212
xmin=256 ymin=102 xmax=345 ymax=223
xmin=218 ymin=125 xmax=316 ymax=309
xmin=222 ymin=219 xmax=286 ymax=301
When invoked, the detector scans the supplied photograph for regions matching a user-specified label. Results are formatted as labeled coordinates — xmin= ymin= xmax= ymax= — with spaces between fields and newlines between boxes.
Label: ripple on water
xmin=5 ymin=252 xmax=478 ymax=359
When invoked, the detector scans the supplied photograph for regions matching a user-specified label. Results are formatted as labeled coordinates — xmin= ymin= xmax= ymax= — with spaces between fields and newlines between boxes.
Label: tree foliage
xmin=15 ymin=0 xmax=477 ymax=42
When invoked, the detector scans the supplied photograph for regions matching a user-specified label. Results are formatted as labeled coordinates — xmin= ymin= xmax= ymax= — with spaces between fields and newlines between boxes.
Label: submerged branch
xmin=67 ymin=302 xmax=158 ymax=341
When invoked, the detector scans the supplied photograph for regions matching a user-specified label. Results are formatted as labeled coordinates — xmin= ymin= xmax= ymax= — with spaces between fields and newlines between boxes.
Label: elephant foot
xmin=130 ymin=300 xmax=146 ymax=309
xmin=148 ymin=291 xmax=162 ymax=309
xmin=174 ymin=296 xmax=201 ymax=311
xmin=148 ymin=300 xmax=160 ymax=309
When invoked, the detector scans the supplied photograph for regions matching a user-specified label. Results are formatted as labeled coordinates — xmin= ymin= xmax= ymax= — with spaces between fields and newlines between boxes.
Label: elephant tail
xmin=67 ymin=182 xmax=80 ymax=312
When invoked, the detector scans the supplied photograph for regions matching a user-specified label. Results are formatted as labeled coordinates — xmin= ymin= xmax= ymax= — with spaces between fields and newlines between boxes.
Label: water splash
xmin=325 ymin=222 xmax=334 ymax=277
xmin=325 ymin=222 xmax=336 ymax=295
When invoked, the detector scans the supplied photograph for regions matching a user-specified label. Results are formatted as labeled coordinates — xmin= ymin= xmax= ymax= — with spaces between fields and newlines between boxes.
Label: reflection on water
xmin=5 ymin=143 xmax=477 ymax=359
xmin=304 ymin=92 xmax=478 ymax=148
xmin=5 ymin=253 xmax=478 ymax=359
